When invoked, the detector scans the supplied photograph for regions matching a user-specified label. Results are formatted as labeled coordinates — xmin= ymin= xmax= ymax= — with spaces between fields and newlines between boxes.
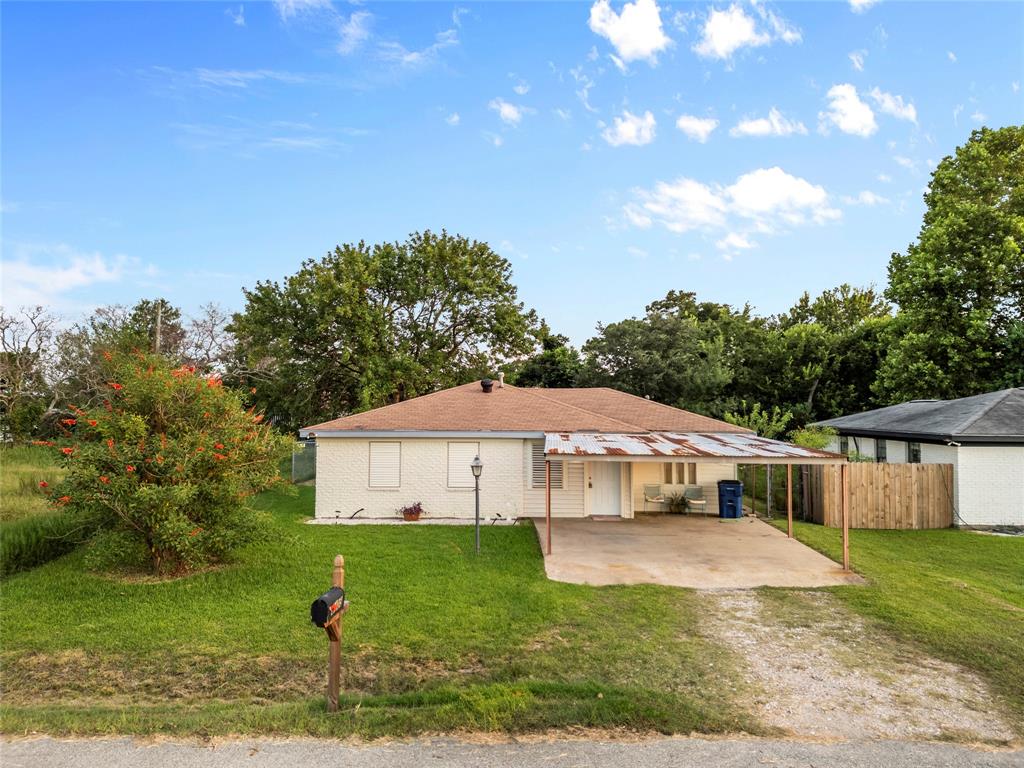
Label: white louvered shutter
xmin=531 ymin=442 xmax=563 ymax=489
xmin=368 ymin=442 xmax=401 ymax=487
xmin=447 ymin=442 xmax=480 ymax=488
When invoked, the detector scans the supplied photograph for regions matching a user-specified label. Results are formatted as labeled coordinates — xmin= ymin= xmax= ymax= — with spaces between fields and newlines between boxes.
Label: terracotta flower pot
xmin=402 ymin=510 xmax=421 ymax=522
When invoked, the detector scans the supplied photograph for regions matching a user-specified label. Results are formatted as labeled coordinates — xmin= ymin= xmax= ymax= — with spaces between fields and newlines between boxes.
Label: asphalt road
xmin=2 ymin=736 xmax=1021 ymax=768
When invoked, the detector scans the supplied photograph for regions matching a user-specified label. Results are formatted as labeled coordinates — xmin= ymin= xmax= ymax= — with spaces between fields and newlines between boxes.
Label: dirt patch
xmin=699 ymin=590 xmax=1016 ymax=743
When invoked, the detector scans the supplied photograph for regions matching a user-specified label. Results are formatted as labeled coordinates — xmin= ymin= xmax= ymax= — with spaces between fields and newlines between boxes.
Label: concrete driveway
xmin=532 ymin=514 xmax=863 ymax=589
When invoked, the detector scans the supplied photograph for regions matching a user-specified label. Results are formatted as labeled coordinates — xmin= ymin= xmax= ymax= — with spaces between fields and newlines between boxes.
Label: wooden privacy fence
xmin=808 ymin=463 xmax=954 ymax=529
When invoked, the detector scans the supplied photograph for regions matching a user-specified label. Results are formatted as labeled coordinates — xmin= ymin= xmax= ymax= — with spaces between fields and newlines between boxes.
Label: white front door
xmin=590 ymin=462 xmax=621 ymax=517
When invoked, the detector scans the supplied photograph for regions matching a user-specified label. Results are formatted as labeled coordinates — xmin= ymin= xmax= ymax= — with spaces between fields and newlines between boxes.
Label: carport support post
xmin=327 ymin=554 xmax=344 ymax=712
xmin=841 ymin=463 xmax=850 ymax=571
xmin=786 ymin=463 xmax=793 ymax=538
xmin=545 ymin=459 xmax=552 ymax=555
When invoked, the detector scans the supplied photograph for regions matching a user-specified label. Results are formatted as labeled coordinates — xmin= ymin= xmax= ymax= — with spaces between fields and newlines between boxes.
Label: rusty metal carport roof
xmin=543 ymin=432 xmax=846 ymax=464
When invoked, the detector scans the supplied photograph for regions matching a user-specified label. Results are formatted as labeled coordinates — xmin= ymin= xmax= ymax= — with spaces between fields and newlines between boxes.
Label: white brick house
xmin=301 ymin=379 xmax=839 ymax=523
xmin=814 ymin=388 xmax=1024 ymax=527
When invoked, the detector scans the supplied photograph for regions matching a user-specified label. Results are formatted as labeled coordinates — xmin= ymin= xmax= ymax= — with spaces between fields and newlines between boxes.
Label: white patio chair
xmin=643 ymin=484 xmax=666 ymax=513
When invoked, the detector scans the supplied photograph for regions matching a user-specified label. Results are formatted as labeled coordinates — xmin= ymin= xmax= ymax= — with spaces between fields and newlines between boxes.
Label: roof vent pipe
xmin=481 ymin=378 xmax=494 ymax=393
xmin=498 ymin=372 xmax=505 ymax=388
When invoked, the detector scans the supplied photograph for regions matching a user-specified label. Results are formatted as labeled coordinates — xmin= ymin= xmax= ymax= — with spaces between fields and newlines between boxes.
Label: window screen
xmin=876 ymin=439 xmax=887 ymax=463
xmin=907 ymin=442 xmax=921 ymax=464
xmin=447 ymin=442 xmax=480 ymax=488
xmin=531 ymin=443 xmax=563 ymax=489
xmin=368 ymin=442 xmax=401 ymax=487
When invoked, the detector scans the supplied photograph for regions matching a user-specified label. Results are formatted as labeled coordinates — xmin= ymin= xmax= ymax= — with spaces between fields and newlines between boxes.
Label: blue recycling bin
xmin=717 ymin=480 xmax=744 ymax=519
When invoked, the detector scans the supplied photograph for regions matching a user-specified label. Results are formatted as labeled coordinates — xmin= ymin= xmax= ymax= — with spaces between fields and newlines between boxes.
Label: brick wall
xmin=955 ymin=445 xmax=1024 ymax=526
xmin=314 ymin=437 xmax=527 ymax=520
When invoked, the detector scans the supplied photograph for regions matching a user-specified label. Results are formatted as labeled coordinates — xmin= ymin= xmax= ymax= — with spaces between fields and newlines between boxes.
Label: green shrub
xmin=48 ymin=352 xmax=291 ymax=575
xmin=0 ymin=509 xmax=100 ymax=577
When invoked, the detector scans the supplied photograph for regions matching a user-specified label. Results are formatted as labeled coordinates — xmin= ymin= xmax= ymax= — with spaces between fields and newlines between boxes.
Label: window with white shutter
xmin=531 ymin=442 xmax=563 ymax=489
xmin=447 ymin=442 xmax=480 ymax=488
xmin=368 ymin=442 xmax=401 ymax=487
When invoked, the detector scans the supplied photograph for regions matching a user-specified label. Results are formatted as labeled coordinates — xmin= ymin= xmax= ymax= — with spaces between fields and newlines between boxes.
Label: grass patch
xmin=0 ymin=445 xmax=65 ymax=522
xmin=770 ymin=520 xmax=1024 ymax=734
xmin=0 ymin=485 xmax=757 ymax=737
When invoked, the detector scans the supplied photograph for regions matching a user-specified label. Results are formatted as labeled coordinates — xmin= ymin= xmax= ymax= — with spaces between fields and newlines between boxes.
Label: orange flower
xmin=32 ymin=440 xmax=55 ymax=447
xmin=188 ymin=527 xmax=202 ymax=537
xmin=87 ymin=419 xmax=98 ymax=427
xmin=99 ymin=476 xmax=109 ymax=484
xmin=38 ymin=481 xmax=48 ymax=488
xmin=196 ymin=446 xmax=205 ymax=453
xmin=125 ymin=465 xmax=136 ymax=473
xmin=57 ymin=495 xmax=71 ymax=505
xmin=253 ymin=414 xmax=264 ymax=423
xmin=156 ymin=454 xmax=165 ymax=464
xmin=109 ymin=382 xmax=123 ymax=391
xmin=214 ymin=443 xmax=224 ymax=450
xmin=213 ymin=453 xmax=227 ymax=461
xmin=61 ymin=418 xmax=77 ymax=425
xmin=250 ymin=387 xmax=257 ymax=394
xmin=61 ymin=447 xmax=74 ymax=456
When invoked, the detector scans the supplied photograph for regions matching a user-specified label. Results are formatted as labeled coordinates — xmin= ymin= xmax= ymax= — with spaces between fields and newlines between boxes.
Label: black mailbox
xmin=311 ymin=586 xmax=346 ymax=628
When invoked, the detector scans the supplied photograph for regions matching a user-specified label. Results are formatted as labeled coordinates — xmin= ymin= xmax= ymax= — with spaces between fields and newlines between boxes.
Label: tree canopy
xmin=229 ymin=230 xmax=539 ymax=433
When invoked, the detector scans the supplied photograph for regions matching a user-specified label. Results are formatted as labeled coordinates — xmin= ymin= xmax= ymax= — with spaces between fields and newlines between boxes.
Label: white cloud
xmin=947 ymin=50 xmax=957 ymax=63
xmin=445 ymin=112 xmax=460 ymax=126
xmin=509 ymin=74 xmax=532 ymax=95
xmin=869 ymin=87 xmax=917 ymax=123
xmin=630 ymin=178 xmax=728 ymax=232
xmin=953 ymin=104 xmax=964 ymax=125
xmin=377 ymin=28 xmax=459 ymax=67
xmin=842 ymin=190 xmax=890 ymax=206
xmin=849 ymin=0 xmax=879 ymax=13
xmin=337 ymin=11 xmax=372 ymax=55
xmin=894 ymin=155 xmax=915 ymax=170
xmin=588 ymin=0 xmax=672 ymax=65
xmin=0 ymin=244 xmax=135 ymax=309
xmin=675 ymin=114 xmax=718 ymax=142
xmin=499 ymin=239 xmax=528 ymax=259
xmin=693 ymin=4 xmax=768 ymax=59
xmin=693 ymin=3 xmax=800 ymax=61
xmin=602 ymin=109 xmax=657 ymax=146
xmin=1013 ymin=81 xmax=1021 ymax=94
xmin=627 ymin=246 xmax=649 ymax=259
xmin=489 ymin=98 xmax=528 ymax=126
xmin=570 ymin=66 xmax=598 ymax=113
xmin=452 ymin=7 xmax=470 ymax=27
xmin=226 ymin=5 xmax=245 ymax=26
xmin=971 ymin=110 xmax=987 ymax=123
xmin=716 ymin=232 xmax=756 ymax=251
xmin=818 ymin=83 xmax=877 ymax=137
xmin=554 ymin=108 xmax=572 ymax=121
xmin=193 ymin=68 xmax=308 ymax=88
xmin=877 ymin=173 xmax=892 ymax=183
xmin=849 ymin=50 xmax=866 ymax=71
xmin=272 ymin=0 xmax=332 ymax=21
xmin=483 ymin=131 xmax=503 ymax=148
xmin=725 ymin=167 xmax=840 ymax=227
xmin=729 ymin=107 xmax=807 ymax=138
xmin=625 ymin=167 xmax=839 ymax=251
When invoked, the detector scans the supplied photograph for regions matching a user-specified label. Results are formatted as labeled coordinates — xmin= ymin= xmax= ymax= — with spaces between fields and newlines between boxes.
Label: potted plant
xmin=398 ymin=502 xmax=424 ymax=522
xmin=666 ymin=492 xmax=687 ymax=515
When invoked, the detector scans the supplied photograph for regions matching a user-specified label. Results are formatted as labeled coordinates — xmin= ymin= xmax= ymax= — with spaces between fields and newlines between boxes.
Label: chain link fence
xmin=291 ymin=440 xmax=316 ymax=484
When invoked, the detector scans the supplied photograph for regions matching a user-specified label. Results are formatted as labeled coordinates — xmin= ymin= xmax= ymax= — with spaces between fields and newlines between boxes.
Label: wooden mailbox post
xmin=310 ymin=554 xmax=349 ymax=712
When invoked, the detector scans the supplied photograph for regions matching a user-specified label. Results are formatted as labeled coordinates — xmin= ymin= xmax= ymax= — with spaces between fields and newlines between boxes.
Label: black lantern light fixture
xmin=471 ymin=455 xmax=483 ymax=552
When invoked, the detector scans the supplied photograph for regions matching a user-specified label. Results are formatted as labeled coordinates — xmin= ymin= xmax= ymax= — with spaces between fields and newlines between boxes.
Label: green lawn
xmin=0 ymin=445 xmax=66 ymax=522
xmin=769 ymin=519 xmax=1024 ymax=730
xmin=0 ymin=485 xmax=754 ymax=738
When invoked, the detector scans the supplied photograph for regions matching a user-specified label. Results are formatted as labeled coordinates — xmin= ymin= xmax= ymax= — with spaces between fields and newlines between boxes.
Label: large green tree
xmin=507 ymin=322 xmax=582 ymax=388
xmin=230 ymin=231 xmax=538 ymax=433
xmin=877 ymin=125 xmax=1024 ymax=401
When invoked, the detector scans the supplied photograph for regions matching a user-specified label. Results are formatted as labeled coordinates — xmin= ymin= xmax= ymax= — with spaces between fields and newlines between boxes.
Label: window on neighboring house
xmin=687 ymin=462 xmax=697 ymax=485
xmin=531 ymin=442 xmax=563 ymax=489
xmin=839 ymin=436 xmax=849 ymax=455
xmin=876 ymin=439 xmax=887 ymax=463
xmin=368 ymin=442 xmax=401 ymax=488
xmin=447 ymin=442 xmax=480 ymax=488
xmin=663 ymin=463 xmax=674 ymax=484
xmin=907 ymin=442 xmax=922 ymax=464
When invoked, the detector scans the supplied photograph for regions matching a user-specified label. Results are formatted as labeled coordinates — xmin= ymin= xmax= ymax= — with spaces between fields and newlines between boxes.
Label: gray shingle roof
xmin=812 ymin=388 xmax=1024 ymax=443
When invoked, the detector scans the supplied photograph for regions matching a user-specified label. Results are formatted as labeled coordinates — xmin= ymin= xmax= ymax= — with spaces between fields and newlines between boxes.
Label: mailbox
xmin=311 ymin=586 xmax=346 ymax=628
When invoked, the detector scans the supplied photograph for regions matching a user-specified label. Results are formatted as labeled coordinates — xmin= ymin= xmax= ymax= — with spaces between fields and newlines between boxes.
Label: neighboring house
xmin=813 ymin=388 xmax=1024 ymax=527
xmin=300 ymin=378 xmax=837 ymax=522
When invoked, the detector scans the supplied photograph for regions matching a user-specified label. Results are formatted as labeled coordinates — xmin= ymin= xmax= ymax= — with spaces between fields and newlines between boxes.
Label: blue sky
xmin=2 ymin=0 xmax=1022 ymax=344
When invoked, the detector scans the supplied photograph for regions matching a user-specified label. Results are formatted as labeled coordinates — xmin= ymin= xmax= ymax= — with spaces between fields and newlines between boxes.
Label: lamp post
xmin=470 ymin=455 xmax=483 ymax=553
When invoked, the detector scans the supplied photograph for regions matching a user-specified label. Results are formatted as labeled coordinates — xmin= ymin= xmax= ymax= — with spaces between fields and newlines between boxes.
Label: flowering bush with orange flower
xmin=49 ymin=353 xmax=291 ymax=575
